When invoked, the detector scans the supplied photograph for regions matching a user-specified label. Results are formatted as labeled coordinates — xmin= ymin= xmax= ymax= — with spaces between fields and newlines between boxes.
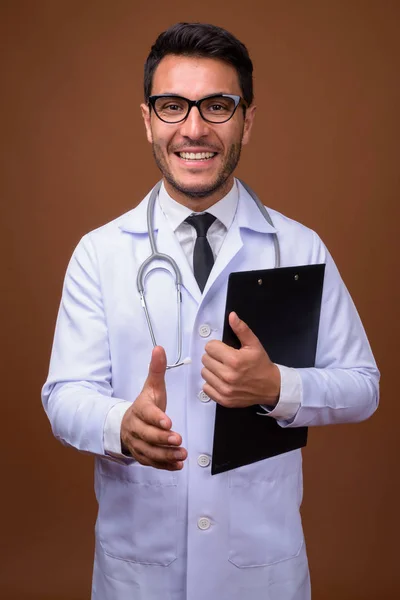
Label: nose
xmin=179 ymin=106 xmax=210 ymax=139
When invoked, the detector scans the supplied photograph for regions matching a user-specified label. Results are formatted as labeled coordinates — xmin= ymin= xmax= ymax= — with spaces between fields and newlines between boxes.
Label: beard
xmin=151 ymin=141 xmax=243 ymax=199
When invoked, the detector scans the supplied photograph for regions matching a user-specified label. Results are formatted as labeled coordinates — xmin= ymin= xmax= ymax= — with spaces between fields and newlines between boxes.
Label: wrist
xmin=265 ymin=363 xmax=281 ymax=406
xmin=121 ymin=439 xmax=131 ymax=457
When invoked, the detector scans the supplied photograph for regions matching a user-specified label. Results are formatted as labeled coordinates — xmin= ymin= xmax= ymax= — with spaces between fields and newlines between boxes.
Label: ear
xmin=241 ymin=104 xmax=256 ymax=146
xmin=141 ymin=103 xmax=153 ymax=144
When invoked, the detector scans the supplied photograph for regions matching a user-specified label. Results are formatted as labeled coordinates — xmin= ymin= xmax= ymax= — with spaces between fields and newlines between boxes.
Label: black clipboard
xmin=211 ymin=264 xmax=325 ymax=475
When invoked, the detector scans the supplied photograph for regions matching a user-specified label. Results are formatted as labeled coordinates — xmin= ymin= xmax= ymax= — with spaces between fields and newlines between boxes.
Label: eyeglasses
xmin=148 ymin=94 xmax=245 ymax=124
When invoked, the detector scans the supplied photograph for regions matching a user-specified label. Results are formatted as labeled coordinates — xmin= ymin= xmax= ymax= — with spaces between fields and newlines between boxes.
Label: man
xmin=42 ymin=22 xmax=379 ymax=600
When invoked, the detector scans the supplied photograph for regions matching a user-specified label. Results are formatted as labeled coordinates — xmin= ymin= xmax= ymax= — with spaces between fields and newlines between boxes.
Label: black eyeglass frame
xmin=148 ymin=93 xmax=246 ymax=124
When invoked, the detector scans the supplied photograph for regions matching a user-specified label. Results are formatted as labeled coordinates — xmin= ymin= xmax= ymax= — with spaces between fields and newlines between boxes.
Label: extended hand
xmin=121 ymin=346 xmax=187 ymax=470
xmin=201 ymin=312 xmax=281 ymax=408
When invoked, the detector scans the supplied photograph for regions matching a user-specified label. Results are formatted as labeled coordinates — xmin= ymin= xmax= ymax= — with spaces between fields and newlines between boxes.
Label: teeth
xmin=179 ymin=152 xmax=215 ymax=160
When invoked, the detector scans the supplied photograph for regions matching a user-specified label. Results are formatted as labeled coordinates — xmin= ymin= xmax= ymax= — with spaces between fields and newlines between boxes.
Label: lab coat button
xmin=198 ymin=391 xmax=210 ymax=403
xmin=199 ymin=324 xmax=211 ymax=337
xmin=197 ymin=454 xmax=210 ymax=468
xmin=197 ymin=517 xmax=211 ymax=530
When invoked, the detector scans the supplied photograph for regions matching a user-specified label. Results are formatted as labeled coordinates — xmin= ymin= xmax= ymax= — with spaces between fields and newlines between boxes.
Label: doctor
xmin=42 ymin=22 xmax=379 ymax=600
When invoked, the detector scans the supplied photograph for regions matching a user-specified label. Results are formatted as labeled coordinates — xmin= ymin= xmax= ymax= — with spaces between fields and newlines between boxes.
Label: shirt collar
xmin=118 ymin=179 xmax=277 ymax=234
xmin=158 ymin=180 xmax=239 ymax=232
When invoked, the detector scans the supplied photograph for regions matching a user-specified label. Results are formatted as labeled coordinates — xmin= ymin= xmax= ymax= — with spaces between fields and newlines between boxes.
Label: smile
xmin=178 ymin=152 xmax=216 ymax=161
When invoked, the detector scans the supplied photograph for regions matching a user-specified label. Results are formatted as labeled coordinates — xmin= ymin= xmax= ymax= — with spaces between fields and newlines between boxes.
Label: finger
xmin=134 ymin=400 xmax=173 ymax=432
xmin=145 ymin=346 xmax=167 ymax=396
xmin=204 ymin=339 xmax=236 ymax=364
xmin=201 ymin=352 xmax=233 ymax=382
xmin=228 ymin=312 xmax=261 ymax=348
xmin=132 ymin=451 xmax=185 ymax=471
xmin=132 ymin=413 xmax=182 ymax=446
xmin=147 ymin=346 xmax=167 ymax=413
xmin=149 ymin=460 xmax=185 ymax=471
xmin=130 ymin=437 xmax=187 ymax=465
xmin=201 ymin=366 xmax=231 ymax=398
xmin=202 ymin=380 xmax=228 ymax=407
xmin=141 ymin=458 xmax=185 ymax=471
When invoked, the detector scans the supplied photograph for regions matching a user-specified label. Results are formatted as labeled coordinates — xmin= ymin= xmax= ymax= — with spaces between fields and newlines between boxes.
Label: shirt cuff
xmin=258 ymin=364 xmax=302 ymax=421
xmin=104 ymin=401 xmax=132 ymax=458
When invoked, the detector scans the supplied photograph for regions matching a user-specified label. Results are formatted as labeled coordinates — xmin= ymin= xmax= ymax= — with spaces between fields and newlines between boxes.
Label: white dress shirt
xmin=104 ymin=180 xmax=302 ymax=456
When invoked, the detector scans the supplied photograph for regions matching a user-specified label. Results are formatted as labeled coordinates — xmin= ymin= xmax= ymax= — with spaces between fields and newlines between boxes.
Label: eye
xmin=209 ymin=103 xmax=227 ymax=112
xmin=201 ymin=97 xmax=234 ymax=115
xmin=164 ymin=103 xmax=183 ymax=112
xmin=154 ymin=97 xmax=187 ymax=114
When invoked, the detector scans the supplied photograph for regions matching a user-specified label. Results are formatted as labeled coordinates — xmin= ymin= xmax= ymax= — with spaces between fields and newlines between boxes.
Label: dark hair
xmin=144 ymin=23 xmax=254 ymax=105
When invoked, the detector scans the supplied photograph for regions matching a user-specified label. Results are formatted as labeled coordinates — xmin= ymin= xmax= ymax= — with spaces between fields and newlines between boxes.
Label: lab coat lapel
xmin=119 ymin=185 xmax=202 ymax=303
xmin=202 ymin=181 xmax=277 ymax=295
xmin=203 ymin=216 xmax=242 ymax=295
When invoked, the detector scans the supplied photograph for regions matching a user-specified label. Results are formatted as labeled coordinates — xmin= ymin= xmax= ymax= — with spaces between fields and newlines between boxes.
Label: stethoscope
xmin=136 ymin=180 xmax=281 ymax=369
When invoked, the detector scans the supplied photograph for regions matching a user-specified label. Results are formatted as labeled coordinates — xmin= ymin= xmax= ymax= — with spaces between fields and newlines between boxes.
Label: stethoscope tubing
xmin=136 ymin=180 xmax=280 ymax=368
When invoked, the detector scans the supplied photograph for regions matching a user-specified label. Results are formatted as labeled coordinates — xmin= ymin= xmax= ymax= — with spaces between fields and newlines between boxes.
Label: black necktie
xmin=185 ymin=213 xmax=216 ymax=292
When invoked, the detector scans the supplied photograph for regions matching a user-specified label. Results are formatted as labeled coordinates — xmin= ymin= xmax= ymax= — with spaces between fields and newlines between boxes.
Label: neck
xmin=163 ymin=176 xmax=235 ymax=211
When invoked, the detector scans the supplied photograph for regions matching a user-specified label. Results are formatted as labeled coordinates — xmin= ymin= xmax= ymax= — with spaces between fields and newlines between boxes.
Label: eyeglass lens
xmin=153 ymin=96 xmax=237 ymax=123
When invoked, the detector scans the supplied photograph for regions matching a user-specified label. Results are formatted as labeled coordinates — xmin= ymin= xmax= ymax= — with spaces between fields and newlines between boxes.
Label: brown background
xmin=1 ymin=1 xmax=399 ymax=599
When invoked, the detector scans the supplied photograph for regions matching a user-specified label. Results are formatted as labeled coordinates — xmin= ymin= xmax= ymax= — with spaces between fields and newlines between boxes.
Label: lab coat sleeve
xmin=103 ymin=401 xmax=132 ymax=456
xmin=258 ymin=365 xmax=302 ymax=419
xmin=41 ymin=234 xmax=134 ymax=462
xmin=279 ymin=232 xmax=380 ymax=428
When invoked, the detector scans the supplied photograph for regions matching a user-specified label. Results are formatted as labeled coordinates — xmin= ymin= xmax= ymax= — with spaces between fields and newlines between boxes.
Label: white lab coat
xmin=42 ymin=182 xmax=379 ymax=600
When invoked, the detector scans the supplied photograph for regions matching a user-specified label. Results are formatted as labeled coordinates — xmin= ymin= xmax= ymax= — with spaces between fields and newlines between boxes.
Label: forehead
xmin=151 ymin=55 xmax=241 ymax=98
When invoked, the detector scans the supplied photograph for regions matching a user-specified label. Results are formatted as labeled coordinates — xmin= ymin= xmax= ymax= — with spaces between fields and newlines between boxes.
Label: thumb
xmin=229 ymin=312 xmax=261 ymax=349
xmin=145 ymin=346 xmax=167 ymax=398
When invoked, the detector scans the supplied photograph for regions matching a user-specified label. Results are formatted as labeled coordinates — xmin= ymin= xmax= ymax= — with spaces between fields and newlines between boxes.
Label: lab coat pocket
xmin=228 ymin=453 xmax=304 ymax=567
xmin=97 ymin=460 xmax=178 ymax=566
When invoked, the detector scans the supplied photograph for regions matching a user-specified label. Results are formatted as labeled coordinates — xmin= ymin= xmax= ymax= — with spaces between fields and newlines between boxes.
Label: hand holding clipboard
xmin=211 ymin=264 xmax=325 ymax=475
xmin=202 ymin=310 xmax=282 ymax=411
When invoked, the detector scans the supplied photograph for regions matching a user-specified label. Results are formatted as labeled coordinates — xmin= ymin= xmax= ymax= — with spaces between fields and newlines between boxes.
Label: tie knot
xmin=185 ymin=213 xmax=216 ymax=238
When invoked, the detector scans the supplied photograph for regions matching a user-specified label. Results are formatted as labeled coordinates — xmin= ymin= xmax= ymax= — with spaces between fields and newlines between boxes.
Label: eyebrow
xmin=153 ymin=92 xmax=230 ymax=97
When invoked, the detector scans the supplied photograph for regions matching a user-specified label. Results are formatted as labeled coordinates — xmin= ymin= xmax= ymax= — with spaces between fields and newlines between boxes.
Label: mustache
xmin=170 ymin=142 xmax=221 ymax=153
